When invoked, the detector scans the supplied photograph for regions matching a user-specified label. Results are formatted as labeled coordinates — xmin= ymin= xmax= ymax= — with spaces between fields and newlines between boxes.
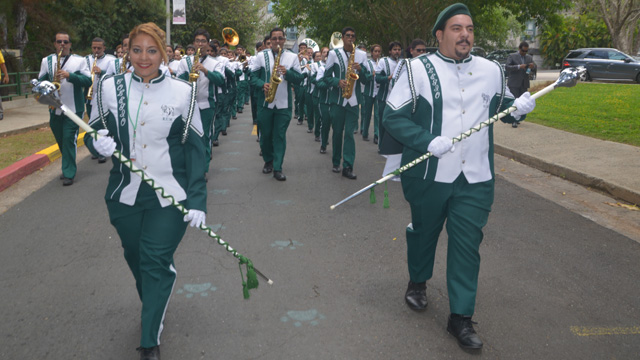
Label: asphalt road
xmin=1 ymin=111 xmax=639 ymax=359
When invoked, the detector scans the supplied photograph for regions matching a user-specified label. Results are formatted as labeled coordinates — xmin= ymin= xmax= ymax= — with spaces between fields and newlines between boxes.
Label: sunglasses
xmin=56 ymin=40 xmax=70 ymax=44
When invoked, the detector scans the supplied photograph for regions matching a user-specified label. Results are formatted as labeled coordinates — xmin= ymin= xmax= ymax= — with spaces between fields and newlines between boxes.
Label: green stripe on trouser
xmin=107 ymin=183 xmax=188 ymax=348
xmin=401 ymin=174 xmax=494 ymax=316
xmin=200 ymin=107 xmax=215 ymax=172
xmin=258 ymin=107 xmax=292 ymax=172
xmin=330 ymin=104 xmax=358 ymax=168
xmin=319 ymin=103 xmax=331 ymax=148
xmin=50 ymin=112 xmax=81 ymax=179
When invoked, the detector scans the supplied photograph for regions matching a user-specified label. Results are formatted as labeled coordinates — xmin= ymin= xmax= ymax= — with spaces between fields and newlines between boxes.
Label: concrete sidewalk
xmin=0 ymin=96 xmax=639 ymax=205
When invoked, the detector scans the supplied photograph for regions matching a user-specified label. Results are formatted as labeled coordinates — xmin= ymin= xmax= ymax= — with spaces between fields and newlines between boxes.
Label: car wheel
xmin=580 ymin=70 xmax=591 ymax=82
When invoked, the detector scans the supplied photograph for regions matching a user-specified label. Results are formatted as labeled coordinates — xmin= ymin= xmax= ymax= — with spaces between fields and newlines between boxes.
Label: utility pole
xmin=166 ymin=0 xmax=171 ymax=45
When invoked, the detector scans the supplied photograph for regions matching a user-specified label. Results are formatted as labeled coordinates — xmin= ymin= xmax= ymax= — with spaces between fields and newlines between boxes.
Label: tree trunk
xmin=597 ymin=0 xmax=640 ymax=54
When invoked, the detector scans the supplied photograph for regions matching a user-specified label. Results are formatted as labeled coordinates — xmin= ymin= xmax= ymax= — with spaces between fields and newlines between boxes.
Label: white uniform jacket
xmin=249 ymin=49 xmax=303 ymax=109
xmin=176 ymin=54 xmax=225 ymax=109
xmin=384 ymin=52 xmax=517 ymax=184
xmin=38 ymin=53 xmax=91 ymax=115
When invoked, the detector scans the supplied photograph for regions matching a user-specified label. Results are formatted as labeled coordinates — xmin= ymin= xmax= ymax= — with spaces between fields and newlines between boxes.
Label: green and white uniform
xmin=85 ymin=71 xmax=207 ymax=349
xmin=360 ymin=58 xmax=379 ymax=139
xmin=321 ymin=47 xmax=371 ymax=170
xmin=38 ymin=53 xmax=91 ymax=179
xmin=177 ymin=54 xmax=225 ymax=170
xmin=249 ymin=48 xmax=303 ymax=172
xmin=85 ymin=53 xmax=116 ymax=118
xmin=314 ymin=62 xmax=333 ymax=149
xmin=383 ymin=51 xmax=517 ymax=316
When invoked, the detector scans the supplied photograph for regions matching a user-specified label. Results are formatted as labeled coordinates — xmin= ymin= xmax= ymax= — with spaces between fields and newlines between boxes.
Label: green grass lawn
xmin=527 ymin=82 xmax=640 ymax=147
xmin=0 ymin=127 xmax=55 ymax=170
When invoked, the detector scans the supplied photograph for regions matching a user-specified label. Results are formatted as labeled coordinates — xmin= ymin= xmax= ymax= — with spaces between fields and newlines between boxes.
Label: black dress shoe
xmin=91 ymin=155 xmax=98 ymax=160
xmin=62 ymin=177 xmax=74 ymax=186
xmin=512 ymin=121 xmax=518 ymax=128
xmin=362 ymin=136 xmax=369 ymax=141
xmin=59 ymin=174 xmax=65 ymax=180
xmin=212 ymin=140 xmax=219 ymax=147
xmin=342 ymin=167 xmax=357 ymax=179
xmin=297 ymin=120 xmax=303 ymax=125
xmin=238 ymin=109 xmax=243 ymax=113
xmin=447 ymin=314 xmax=483 ymax=349
xmin=262 ymin=161 xmax=273 ymax=174
xmin=405 ymin=281 xmax=427 ymax=311
xmin=273 ymin=171 xmax=286 ymax=181
xmin=232 ymin=116 xmax=237 ymax=119
xmin=320 ymin=147 xmax=326 ymax=154
xmin=221 ymin=130 xmax=227 ymax=135
xmin=306 ymin=129 xmax=313 ymax=133
xmin=98 ymin=156 xmax=107 ymax=163
xmin=332 ymin=166 xmax=341 ymax=173
xmin=314 ymin=136 xmax=320 ymax=142
xmin=138 ymin=345 xmax=160 ymax=360
xmin=373 ymin=135 xmax=378 ymax=144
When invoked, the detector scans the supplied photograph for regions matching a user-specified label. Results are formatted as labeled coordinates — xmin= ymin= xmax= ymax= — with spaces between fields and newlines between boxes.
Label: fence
xmin=0 ymin=71 xmax=40 ymax=102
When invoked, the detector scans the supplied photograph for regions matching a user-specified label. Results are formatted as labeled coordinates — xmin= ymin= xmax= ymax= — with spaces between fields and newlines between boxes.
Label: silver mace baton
xmin=31 ymin=79 xmax=273 ymax=294
xmin=330 ymin=66 xmax=587 ymax=210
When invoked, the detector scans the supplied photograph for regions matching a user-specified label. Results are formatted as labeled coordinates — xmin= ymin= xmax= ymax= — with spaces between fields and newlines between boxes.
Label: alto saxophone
xmin=265 ymin=45 xmax=282 ymax=103
xmin=342 ymin=48 xmax=359 ymax=99
xmin=121 ymin=52 xmax=128 ymax=74
xmin=189 ymin=48 xmax=201 ymax=82
xmin=86 ymin=55 xmax=97 ymax=100
xmin=52 ymin=49 xmax=63 ymax=97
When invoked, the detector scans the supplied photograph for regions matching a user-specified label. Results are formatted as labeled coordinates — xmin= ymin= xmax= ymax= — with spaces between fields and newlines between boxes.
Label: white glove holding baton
xmin=511 ymin=92 xmax=536 ymax=120
xmin=93 ymin=129 xmax=116 ymax=157
xmin=428 ymin=136 xmax=455 ymax=158
xmin=184 ymin=209 xmax=206 ymax=228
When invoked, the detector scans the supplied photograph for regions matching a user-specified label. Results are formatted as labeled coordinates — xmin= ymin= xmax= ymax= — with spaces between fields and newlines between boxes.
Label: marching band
xmin=36 ymin=3 xmax=541 ymax=356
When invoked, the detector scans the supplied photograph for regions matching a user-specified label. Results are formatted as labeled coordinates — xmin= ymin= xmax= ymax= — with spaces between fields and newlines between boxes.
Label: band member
xmin=211 ymin=47 xmax=237 ymax=145
xmin=302 ymin=51 xmax=319 ymax=134
xmin=250 ymin=27 xmax=304 ymax=181
xmin=382 ymin=3 xmax=536 ymax=349
xmin=115 ymin=44 xmax=123 ymax=58
xmin=375 ymin=41 xmax=403 ymax=150
xmin=38 ymin=31 xmax=91 ymax=186
xmin=234 ymin=45 xmax=249 ymax=115
xmin=249 ymin=41 xmax=263 ymax=128
xmin=105 ymin=34 xmax=130 ymax=75
xmin=408 ymin=38 xmax=429 ymax=58
xmin=84 ymin=23 xmax=207 ymax=360
xmin=294 ymin=42 xmax=308 ymax=124
xmin=360 ymin=44 xmax=381 ymax=141
xmin=314 ymin=46 xmax=332 ymax=153
xmin=226 ymin=49 xmax=242 ymax=121
xmin=177 ymin=29 xmax=225 ymax=175
xmin=320 ymin=26 xmax=371 ymax=180
xmin=85 ymin=37 xmax=116 ymax=163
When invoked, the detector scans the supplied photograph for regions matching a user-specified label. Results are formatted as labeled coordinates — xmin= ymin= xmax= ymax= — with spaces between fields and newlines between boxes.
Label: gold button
xmin=141 ymin=122 xmax=145 ymax=126
xmin=144 ymin=101 xmax=148 ymax=105
xmin=145 ymin=84 xmax=149 ymax=88
xmin=462 ymin=160 xmax=466 ymax=164
xmin=462 ymin=110 xmax=466 ymax=114
xmin=143 ymin=144 xmax=147 ymax=148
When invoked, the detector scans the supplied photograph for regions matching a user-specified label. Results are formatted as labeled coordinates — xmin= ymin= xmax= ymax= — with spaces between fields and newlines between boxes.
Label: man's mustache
xmin=456 ymin=40 xmax=470 ymax=46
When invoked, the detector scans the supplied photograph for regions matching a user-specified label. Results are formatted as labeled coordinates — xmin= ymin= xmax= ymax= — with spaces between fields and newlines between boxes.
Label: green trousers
xmin=312 ymin=98 xmax=321 ymax=138
xmin=213 ymin=94 xmax=228 ymax=141
xmin=305 ymin=92 xmax=315 ymax=131
xmin=50 ymin=111 xmax=81 ymax=179
xmin=360 ymin=96 xmax=378 ymax=139
xmin=319 ymin=103 xmax=331 ymax=149
xmin=236 ymin=81 xmax=248 ymax=111
xmin=107 ymin=183 xmax=188 ymax=348
xmin=401 ymin=174 xmax=494 ymax=316
xmin=200 ymin=107 xmax=215 ymax=172
xmin=258 ymin=107 xmax=292 ymax=172
xmin=229 ymin=88 xmax=238 ymax=118
xmin=330 ymin=104 xmax=358 ymax=168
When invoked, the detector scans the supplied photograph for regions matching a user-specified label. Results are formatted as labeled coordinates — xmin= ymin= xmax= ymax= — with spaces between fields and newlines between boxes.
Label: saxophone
xmin=189 ymin=48 xmax=201 ymax=82
xmin=121 ymin=52 xmax=128 ymax=74
xmin=265 ymin=45 xmax=282 ymax=103
xmin=342 ymin=48 xmax=359 ymax=99
xmin=86 ymin=55 xmax=97 ymax=100
xmin=52 ymin=49 xmax=63 ymax=97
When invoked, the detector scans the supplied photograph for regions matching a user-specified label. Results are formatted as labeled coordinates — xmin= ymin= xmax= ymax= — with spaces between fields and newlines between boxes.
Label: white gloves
xmin=93 ymin=129 xmax=116 ymax=157
xmin=511 ymin=92 xmax=536 ymax=120
xmin=428 ymin=136 xmax=454 ymax=158
xmin=184 ymin=209 xmax=206 ymax=228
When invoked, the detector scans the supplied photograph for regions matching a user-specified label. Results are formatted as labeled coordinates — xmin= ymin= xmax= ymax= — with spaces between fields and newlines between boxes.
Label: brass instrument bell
xmin=222 ymin=27 xmax=240 ymax=47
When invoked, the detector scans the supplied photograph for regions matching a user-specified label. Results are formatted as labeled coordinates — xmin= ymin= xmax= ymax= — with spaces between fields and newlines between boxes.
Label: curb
xmin=0 ymin=132 xmax=88 ymax=192
xmin=495 ymin=144 xmax=640 ymax=205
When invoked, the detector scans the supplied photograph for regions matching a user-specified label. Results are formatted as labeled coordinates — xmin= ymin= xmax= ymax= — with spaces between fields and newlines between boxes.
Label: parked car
xmin=471 ymin=47 xmax=486 ymax=57
xmin=561 ymin=48 xmax=640 ymax=83
xmin=486 ymin=49 xmax=537 ymax=80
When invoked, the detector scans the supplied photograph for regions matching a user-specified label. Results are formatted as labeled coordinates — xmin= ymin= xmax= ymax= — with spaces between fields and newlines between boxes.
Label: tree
xmin=473 ymin=4 xmax=523 ymax=51
xmin=272 ymin=0 xmax=569 ymax=52
xmin=170 ymin=0 xmax=261 ymax=51
xmin=596 ymin=0 xmax=640 ymax=55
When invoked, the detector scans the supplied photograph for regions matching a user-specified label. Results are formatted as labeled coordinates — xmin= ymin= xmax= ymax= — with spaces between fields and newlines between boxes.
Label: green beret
xmin=431 ymin=3 xmax=472 ymax=37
